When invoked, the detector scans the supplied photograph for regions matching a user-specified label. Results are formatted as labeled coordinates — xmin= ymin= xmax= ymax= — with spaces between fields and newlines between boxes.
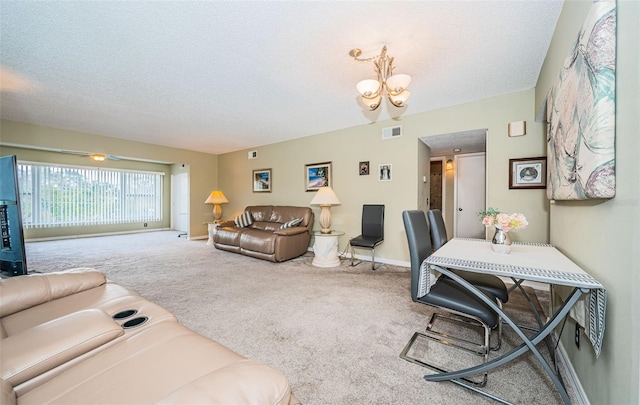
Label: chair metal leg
xmin=371 ymin=248 xmax=381 ymax=270
xmin=402 ymin=313 xmax=491 ymax=387
xmin=350 ymin=246 xmax=382 ymax=270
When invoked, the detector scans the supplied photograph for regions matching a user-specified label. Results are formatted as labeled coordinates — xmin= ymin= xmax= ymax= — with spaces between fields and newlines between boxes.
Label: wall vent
xmin=248 ymin=150 xmax=258 ymax=159
xmin=382 ymin=125 xmax=402 ymax=140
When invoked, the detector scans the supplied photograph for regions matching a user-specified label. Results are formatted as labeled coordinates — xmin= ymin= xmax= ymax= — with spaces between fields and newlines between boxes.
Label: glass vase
xmin=491 ymin=226 xmax=512 ymax=254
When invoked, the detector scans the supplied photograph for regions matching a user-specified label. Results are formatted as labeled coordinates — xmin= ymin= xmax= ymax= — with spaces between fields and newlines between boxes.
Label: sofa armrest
xmin=1 ymin=308 xmax=123 ymax=386
xmin=273 ymin=227 xmax=308 ymax=236
xmin=217 ymin=220 xmax=236 ymax=228
xmin=0 ymin=269 xmax=107 ymax=317
xmin=156 ymin=360 xmax=294 ymax=405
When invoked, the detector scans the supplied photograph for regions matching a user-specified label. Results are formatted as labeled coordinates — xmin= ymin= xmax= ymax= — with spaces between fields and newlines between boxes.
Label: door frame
xmin=453 ymin=152 xmax=486 ymax=237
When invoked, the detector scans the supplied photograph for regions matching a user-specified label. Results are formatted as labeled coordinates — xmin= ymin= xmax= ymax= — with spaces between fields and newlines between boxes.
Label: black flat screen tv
xmin=0 ymin=155 xmax=28 ymax=276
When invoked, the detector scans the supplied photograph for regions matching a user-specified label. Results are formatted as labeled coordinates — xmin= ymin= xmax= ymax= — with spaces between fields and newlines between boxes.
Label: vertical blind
xmin=17 ymin=162 xmax=163 ymax=228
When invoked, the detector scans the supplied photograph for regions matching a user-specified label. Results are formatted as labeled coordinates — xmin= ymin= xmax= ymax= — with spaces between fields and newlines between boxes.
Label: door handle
xmin=458 ymin=208 xmax=463 ymax=211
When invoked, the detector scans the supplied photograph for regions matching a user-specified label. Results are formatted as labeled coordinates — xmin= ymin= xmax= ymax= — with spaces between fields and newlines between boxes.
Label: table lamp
xmin=204 ymin=190 xmax=229 ymax=223
xmin=309 ymin=186 xmax=341 ymax=233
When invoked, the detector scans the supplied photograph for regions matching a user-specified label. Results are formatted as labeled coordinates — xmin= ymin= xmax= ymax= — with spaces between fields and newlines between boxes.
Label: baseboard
xmin=26 ymin=228 xmax=173 ymax=242
xmin=555 ymin=336 xmax=590 ymax=405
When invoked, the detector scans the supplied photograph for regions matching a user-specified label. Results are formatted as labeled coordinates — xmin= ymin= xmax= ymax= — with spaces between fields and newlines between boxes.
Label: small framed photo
xmin=252 ymin=169 xmax=272 ymax=192
xmin=305 ymin=162 xmax=332 ymax=191
xmin=379 ymin=164 xmax=392 ymax=181
xmin=359 ymin=161 xmax=370 ymax=175
xmin=509 ymin=157 xmax=546 ymax=189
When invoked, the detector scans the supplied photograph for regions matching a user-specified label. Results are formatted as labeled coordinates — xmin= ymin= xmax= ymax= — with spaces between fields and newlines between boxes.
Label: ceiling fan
xmin=60 ymin=150 xmax=121 ymax=162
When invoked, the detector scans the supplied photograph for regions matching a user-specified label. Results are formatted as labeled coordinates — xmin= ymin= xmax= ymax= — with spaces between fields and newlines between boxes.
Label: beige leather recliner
xmin=0 ymin=269 xmax=300 ymax=405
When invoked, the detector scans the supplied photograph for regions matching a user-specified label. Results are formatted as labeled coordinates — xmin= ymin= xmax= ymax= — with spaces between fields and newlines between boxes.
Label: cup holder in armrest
xmin=122 ymin=317 xmax=149 ymax=329
xmin=113 ymin=309 xmax=138 ymax=320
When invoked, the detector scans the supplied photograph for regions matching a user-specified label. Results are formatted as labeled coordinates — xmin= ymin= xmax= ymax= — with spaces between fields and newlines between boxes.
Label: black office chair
xmin=350 ymin=204 xmax=384 ymax=270
xmin=400 ymin=210 xmax=499 ymax=386
xmin=428 ymin=209 xmax=507 ymax=350
xmin=427 ymin=209 xmax=509 ymax=304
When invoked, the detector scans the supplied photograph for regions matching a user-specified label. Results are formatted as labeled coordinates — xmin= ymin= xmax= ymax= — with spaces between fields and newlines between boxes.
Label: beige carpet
xmin=25 ymin=231 xmax=574 ymax=404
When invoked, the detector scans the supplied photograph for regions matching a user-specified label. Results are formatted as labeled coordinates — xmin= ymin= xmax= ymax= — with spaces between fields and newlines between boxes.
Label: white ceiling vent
xmin=382 ymin=125 xmax=403 ymax=140
xmin=248 ymin=150 xmax=258 ymax=159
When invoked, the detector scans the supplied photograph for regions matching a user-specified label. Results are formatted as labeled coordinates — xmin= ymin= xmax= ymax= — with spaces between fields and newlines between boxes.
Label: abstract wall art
xmin=546 ymin=0 xmax=616 ymax=200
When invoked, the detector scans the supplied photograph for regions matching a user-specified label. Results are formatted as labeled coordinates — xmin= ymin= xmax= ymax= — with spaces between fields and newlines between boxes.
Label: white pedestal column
xmin=312 ymin=232 xmax=342 ymax=267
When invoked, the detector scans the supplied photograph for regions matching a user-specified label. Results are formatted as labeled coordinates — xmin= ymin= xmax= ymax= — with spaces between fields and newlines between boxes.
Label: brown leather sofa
xmin=213 ymin=205 xmax=314 ymax=262
xmin=0 ymin=269 xmax=300 ymax=405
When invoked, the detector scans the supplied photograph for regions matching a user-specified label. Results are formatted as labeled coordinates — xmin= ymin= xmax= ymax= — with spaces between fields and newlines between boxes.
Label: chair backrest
xmin=402 ymin=210 xmax=432 ymax=302
xmin=361 ymin=205 xmax=384 ymax=239
xmin=427 ymin=209 xmax=448 ymax=250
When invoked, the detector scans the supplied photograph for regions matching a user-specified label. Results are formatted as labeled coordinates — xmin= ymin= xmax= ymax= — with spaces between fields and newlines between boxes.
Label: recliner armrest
xmin=156 ymin=360 xmax=293 ymax=405
xmin=1 ymin=308 xmax=123 ymax=386
xmin=273 ymin=227 xmax=308 ymax=236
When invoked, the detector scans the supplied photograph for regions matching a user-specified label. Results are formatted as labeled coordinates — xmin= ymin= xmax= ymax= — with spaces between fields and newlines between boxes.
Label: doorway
xmin=171 ymin=165 xmax=190 ymax=237
xmin=429 ymin=159 xmax=443 ymax=211
xmin=419 ymin=129 xmax=487 ymax=238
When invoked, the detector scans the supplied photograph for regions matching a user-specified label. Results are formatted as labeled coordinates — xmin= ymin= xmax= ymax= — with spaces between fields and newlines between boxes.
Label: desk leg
xmin=424 ymin=266 xmax=584 ymax=405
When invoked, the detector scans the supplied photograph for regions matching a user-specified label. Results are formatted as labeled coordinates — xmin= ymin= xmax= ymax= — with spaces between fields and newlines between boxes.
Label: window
xmin=17 ymin=162 xmax=163 ymax=228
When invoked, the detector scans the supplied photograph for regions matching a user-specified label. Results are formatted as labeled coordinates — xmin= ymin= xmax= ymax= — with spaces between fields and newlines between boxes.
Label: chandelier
xmin=349 ymin=45 xmax=411 ymax=111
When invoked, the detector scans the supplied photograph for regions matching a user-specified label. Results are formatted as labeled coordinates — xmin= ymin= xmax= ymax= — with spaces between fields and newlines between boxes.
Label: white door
xmin=171 ymin=171 xmax=189 ymax=234
xmin=454 ymin=153 xmax=485 ymax=238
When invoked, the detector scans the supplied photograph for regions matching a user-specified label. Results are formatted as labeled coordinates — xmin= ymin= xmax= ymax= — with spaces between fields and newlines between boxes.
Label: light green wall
xmin=535 ymin=1 xmax=640 ymax=404
xmin=0 ymin=120 xmax=218 ymax=239
xmin=219 ymin=88 xmax=549 ymax=264
xmin=0 ymin=144 xmax=171 ymax=239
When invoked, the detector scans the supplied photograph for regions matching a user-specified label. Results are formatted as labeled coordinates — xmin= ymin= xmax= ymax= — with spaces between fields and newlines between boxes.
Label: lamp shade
xmin=388 ymin=90 xmax=410 ymax=107
xmin=362 ymin=94 xmax=382 ymax=111
xmin=309 ymin=187 xmax=341 ymax=206
xmin=386 ymin=74 xmax=411 ymax=94
xmin=446 ymin=159 xmax=454 ymax=170
xmin=204 ymin=190 xmax=229 ymax=204
xmin=356 ymin=79 xmax=381 ymax=98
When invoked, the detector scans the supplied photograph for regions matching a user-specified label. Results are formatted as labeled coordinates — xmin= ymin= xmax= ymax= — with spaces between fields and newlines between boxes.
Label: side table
xmin=312 ymin=231 xmax=345 ymax=268
xmin=204 ymin=222 xmax=220 ymax=245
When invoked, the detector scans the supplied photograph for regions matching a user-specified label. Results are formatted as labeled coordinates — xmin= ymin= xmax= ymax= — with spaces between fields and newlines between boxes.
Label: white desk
xmin=423 ymin=238 xmax=606 ymax=404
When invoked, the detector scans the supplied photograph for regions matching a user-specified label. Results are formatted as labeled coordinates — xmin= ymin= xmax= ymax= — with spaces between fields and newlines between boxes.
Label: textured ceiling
xmin=0 ymin=1 xmax=563 ymax=155
xmin=421 ymin=129 xmax=487 ymax=157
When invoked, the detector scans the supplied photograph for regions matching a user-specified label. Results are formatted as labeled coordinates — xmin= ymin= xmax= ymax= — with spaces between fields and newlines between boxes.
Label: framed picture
xmin=509 ymin=157 xmax=546 ymax=189
xmin=252 ymin=169 xmax=272 ymax=192
xmin=359 ymin=161 xmax=369 ymax=175
xmin=379 ymin=164 xmax=392 ymax=181
xmin=305 ymin=162 xmax=331 ymax=191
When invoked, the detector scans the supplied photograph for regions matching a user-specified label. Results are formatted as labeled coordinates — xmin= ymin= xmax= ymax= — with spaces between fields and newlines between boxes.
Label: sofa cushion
xmin=17 ymin=322 xmax=294 ymax=405
xmin=234 ymin=211 xmax=254 ymax=228
xmin=1 ymin=309 xmax=123 ymax=386
xmin=270 ymin=206 xmax=313 ymax=228
xmin=240 ymin=229 xmax=277 ymax=254
xmin=252 ymin=221 xmax=280 ymax=232
xmin=0 ymin=270 xmax=107 ymax=318
xmin=214 ymin=226 xmax=243 ymax=246
xmin=278 ymin=218 xmax=303 ymax=230
xmin=247 ymin=206 xmax=273 ymax=222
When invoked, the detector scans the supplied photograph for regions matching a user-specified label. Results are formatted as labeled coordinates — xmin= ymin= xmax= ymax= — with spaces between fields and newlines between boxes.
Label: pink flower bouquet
xmin=478 ymin=208 xmax=528 ymax=232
